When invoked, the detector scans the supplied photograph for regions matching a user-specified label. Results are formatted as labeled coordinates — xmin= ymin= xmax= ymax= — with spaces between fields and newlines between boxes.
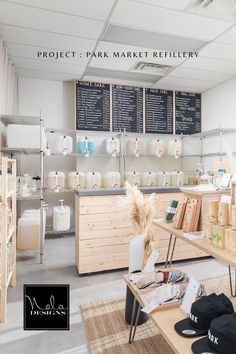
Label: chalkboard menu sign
xmin=145 ymin=89 xmax=173 ymax=134
xmin=76 ymin=81 xmax=110 ymax=131
xmin=175 ymin=91 xmax=201 ymax=135
xmin=112 ymin=84 xmax=143 ymax=133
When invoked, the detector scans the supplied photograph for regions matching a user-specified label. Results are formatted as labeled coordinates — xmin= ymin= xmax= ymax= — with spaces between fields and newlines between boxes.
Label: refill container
xmin=231 ymin=205 xmax=236 ymax=229
xmin=147 ymin=139 xmax=165 ymax=157
xmin=156 ymin=171 xmax=171 ymax=186
xmin=218 ymin=202 xmax=229 ymax=226
xmin=47 ymin=171 xmax=65 ymax=192
xmin=85 ymin=172 xmax=101 ymax=189
xmin=17 ymin=209 xmax=46 ymax=250
xmin=105 ymin=137 xmax=120 ymax=157
xmin=126 ymin=138 xmax=143 ymax=157
xmin=126 ymin=171 xmax=141 ymax=186
xmin=230 ymin=230 xmax=236 ymax=256
xmin=218 ymin=226 xmax=225 ymax=250
xmin=225 ymin=227 xmax=232 ymax=252
xmin=212 ymin=224 xmax=219 ymax=248
xmin=205 ymin=222 xmax=215 ymax=243
xmin=67 ymin=171 xmax=85 ymax=189
xmin=17 ymin=217 xmax=41 ymax=249
xmin=7 ymin=124 xmax=46 ymax=151
xmin=167 ymin=139 xmax=182 ymax=158
xmin=56 ymin=135 xmax=73 ymax=155
xmin=103 ymin=172 xmax=121 ymax=188
xmin=53 ymin=200 xmax=70 ymax=232
xmin=170 ymin=171 xmax=184 ymax=186
xmin=77 ymin=136 xmax=94 ymax=157
xmin=141 ymin=171 xmax=156 ymax=187
xmin=209 ymin=200 xmax=219 ymax=223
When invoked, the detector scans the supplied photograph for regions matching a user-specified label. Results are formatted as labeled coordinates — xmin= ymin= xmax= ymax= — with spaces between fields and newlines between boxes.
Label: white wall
xmin=18 ymin=78 xmax=76 ymax=229
xmin=201 ymin=77 xmax=236 ymax=172
xmin=202 ymin=77 xmax=236 ymax=131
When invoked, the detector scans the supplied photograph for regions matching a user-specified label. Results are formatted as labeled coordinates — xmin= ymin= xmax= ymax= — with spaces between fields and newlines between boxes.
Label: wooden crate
xmin=181 ymin=188 xmax=231 ymax=230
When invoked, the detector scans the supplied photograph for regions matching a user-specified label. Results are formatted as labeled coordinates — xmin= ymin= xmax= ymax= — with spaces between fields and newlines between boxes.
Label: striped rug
xmin=81 ymin=297 xmax=174 ymax=354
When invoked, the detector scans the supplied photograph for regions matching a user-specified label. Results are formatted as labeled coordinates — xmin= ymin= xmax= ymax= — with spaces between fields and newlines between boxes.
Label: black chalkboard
xmin=76 ymin=81 xmax=110 ymax=131
xmin=175 ymin=91 xmax=201 ymax=135
xmin=145 ymin=88 xmax=173 ymax=134
xmin=112 ymin=84 xmax=143 ymax=133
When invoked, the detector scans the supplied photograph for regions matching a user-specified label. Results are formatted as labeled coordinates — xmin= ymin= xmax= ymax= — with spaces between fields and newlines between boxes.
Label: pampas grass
xmin=125 ymin=181 xmax=156 ymax=267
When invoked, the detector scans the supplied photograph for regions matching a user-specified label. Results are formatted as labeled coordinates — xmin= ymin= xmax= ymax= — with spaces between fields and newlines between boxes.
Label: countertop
xmin=75 ymin=186 xmax=181 ymax=196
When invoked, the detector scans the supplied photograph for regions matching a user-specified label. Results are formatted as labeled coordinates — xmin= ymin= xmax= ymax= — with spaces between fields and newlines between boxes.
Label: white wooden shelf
xmin=0 ymin=157 xmax=16 ymax=322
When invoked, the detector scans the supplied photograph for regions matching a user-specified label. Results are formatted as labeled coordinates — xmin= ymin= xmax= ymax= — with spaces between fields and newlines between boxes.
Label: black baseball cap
xmin=192 ymin=313 xmax=236 ymax=354
xmin=174 ymin=293 xmax=234 ymax=338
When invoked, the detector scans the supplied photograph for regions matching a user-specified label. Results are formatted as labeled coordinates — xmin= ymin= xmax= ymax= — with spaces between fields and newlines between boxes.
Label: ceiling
xmin=1 ymin=0 xmax=236 ymax=92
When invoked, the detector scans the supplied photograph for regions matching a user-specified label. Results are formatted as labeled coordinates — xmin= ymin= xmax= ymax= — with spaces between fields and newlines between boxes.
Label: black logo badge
xmin=24 ymin=284 xmax=70 ymax=330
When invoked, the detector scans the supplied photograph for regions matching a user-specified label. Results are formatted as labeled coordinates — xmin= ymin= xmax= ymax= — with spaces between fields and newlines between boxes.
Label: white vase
xmin=128 ymin=234 xmax=145 ymax=273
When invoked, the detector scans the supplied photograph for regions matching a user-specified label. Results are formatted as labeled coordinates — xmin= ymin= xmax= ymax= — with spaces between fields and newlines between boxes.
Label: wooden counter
xmin=75 ymin=190 xmax=206 ymax=274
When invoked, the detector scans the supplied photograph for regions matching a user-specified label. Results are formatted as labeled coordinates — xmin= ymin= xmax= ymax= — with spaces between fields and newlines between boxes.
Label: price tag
xmin=181 ymin=278 xmax=200 ymax=315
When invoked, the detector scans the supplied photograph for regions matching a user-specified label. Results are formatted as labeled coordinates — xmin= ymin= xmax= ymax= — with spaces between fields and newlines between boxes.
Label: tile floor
xmin=0 ymin=235 xmax=229 ymax=354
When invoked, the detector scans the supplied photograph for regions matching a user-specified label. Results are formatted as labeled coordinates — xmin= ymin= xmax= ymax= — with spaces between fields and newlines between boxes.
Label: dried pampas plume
xmin=125 ymin=181 xmax=156 ymax=267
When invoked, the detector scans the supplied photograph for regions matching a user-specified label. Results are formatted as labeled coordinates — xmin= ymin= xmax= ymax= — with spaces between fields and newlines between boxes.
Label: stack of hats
xmin=174 ymin=293 xmax=236 ymax=353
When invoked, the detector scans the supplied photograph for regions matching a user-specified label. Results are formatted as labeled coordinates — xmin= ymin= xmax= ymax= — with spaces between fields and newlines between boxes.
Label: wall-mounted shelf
xmin=190 ymin=128 xmax=236 ymax=139
xmin=44 ymin=188 xmax=74 ymax=194
xmin=1 ymin=147 xmax=41 ymax=155
xmin=45 ymin=228 xmax=75 ymax=236
xmin=46 ymin=128 xmax=76 ymax=135
xmin=1 ymin=115 xmax=41 ymax=126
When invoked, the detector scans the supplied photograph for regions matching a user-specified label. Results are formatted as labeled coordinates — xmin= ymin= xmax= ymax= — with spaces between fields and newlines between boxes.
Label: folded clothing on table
xmin=135 ymin=269 xmax=189 ymax=290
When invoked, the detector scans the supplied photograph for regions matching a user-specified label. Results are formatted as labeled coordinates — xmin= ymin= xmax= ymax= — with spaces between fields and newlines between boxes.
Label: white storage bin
xmin=67 ymin=171 xmax=85 ymax=189
xmin=105 ymin=137 xmax=120 ymax=156
xmin=156 ymin=171 xmax=171 ymax=186
xmin=126 ymin=171 xmax=141 ymax=186
xmin=7 ymin=124 xmax=46 ymax=150
xmin=17 ymin=210 xmax=46 ymax=250
xmin=167 ymin=139 xmax=182 ymax=158
xmin=53 ymin=200 xmax=70 ymax=232
xmin=141 ymin=171 xmax=156 ymax=186
xmin=126 ymin=138 xmax=143 ymax=157
xmin=147 ymin=139 xmax=165 ymax=157
xmin=103 ymin=172 xmax=121 ymax=188
xmin=85 ymin=172 xmax=102 ymax=189
xmin=47 ymin=171 xmax=65 ymax=192
xmin=170 ymin=171 xmax=184 ymax=186
xmin=56 ymin=135 xmax=73 ymax=155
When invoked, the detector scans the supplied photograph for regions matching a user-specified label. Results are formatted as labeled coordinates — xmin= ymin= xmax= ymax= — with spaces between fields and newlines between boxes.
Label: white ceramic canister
xmin=85 ymin=172 xmax=102 ymax=189
xmin=47 ymin=171 xmax=65 ymax=192
xmin=167 ymin=139 xmax=182 ymax=158
xmin=56 ymin=135 xmax=73 ymax=155
xmin=67 ymin=171 xmax=85 ymax=189
xmin=170 ymin=171 xmax=184 ymax=186
xmin=126 ymin=171 xmax=141 ymax=186
xmin=141 ymin=171 xmax=156 ymax=187
xmin=126 ymin=138 xmax=143 ymax=157
xmin=156 ymin=171 xmax=171 ymax=186
xmin=103 ymin=172 xmax=121 ymax=188
xmin=147 ymin=139 xmax=165 ymax=157
xmin=105 ymin=137 xmax=120 ymax=157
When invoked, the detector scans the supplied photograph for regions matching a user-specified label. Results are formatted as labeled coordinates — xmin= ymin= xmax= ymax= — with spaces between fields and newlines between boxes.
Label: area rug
xmin=81 ymin=297 xmax=174 ymax=354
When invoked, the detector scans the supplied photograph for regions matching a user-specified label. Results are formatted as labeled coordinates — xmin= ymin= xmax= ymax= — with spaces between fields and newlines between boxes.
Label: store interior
xmin=2 ymin=0 xmax=236 ymax=353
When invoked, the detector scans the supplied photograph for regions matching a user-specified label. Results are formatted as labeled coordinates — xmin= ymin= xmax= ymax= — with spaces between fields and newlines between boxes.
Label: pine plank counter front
xmin=75 ymin=188 xmax=206 ymax=274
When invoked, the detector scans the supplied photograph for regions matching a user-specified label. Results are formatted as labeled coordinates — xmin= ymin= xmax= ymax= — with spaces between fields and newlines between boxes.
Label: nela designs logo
xmin=24 ymin=284 xmax=70 ymax=330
